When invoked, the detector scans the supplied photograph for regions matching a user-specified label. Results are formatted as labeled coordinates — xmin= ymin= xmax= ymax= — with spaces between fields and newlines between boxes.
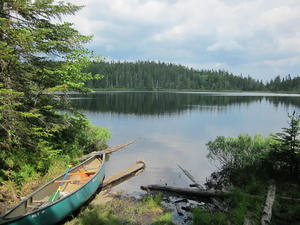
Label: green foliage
xmin=151 ymin=213 xmax=173 ymax=225
xmin=58 ymin=114 xmax=111 ymax=157
xmin=205 ymin=134 xmax=276 ymax=188
xmin=42 ymin=155 xmax=71 ymax=180
xmin=266 ymin=75 xmax=300 ymax=93
xmin=9 ymin=164 xmax=39 ymax=185
xmin=192 ymin=187 xmax=264 ymax=225
xmin=268 ymin=111 xmax=300 ymax=180
xmin=267 ymin=181 xmax=300 ymax=224
xmin=73 ymin=205 xmax=123 ymax=225
xmin=192 ymin=207 xmax=227 ymax=225
xmin=273 ymin=194 xmax=300 ymax=224
xmin=0 ymin=0 xmax=107 ymax=183
xmin=226 ymin=188 xmax=262 ymax=224
xmin=206 ymin=134 xmax=274 ymax=171
xmin=142 ymin=192 xmax=163 ymax=209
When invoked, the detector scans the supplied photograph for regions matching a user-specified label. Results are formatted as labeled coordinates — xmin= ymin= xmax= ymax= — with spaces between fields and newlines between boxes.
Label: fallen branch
xmin=178 ymin=165 xmax=228 ymax=212
xmin=140 ymin=185 xmax=230 ymax=200
xmin=175 ymin=203 xmax=183 ymax=216
xmin=261 ymin=180 xmax=276 ymax=225
xmin=177 ymin=165 xmax=204 ymax=190
xmin=102 ymin=158 xmax=145 ymax=190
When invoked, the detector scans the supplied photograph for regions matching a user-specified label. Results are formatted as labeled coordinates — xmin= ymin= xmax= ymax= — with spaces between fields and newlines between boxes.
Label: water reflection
xmin=71 ymin=91 xmax=300 ymax=193
xmin=72 ymin=92 xmax=300 ymax=115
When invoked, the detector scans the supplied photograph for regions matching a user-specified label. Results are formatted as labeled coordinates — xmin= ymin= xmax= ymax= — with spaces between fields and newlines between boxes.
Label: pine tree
xmin=0 ymin=0 xmax=104 ymax=178
xmin=271 ymin=111 xmax=300 ymax=179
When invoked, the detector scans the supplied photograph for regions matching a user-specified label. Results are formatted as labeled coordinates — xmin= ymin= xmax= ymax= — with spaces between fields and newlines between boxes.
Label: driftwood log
xmin=141 ymin=185 xmax=230 ymax=200
xmin=102 ymin=158 xmax=145 ymax=190
xmin=261 ymin=180 xmax=276 ymax=225
xmin=80 ymin=139 xmax=142 ymax=161
xmin=104 ymin=139 xmax=143 ymax=154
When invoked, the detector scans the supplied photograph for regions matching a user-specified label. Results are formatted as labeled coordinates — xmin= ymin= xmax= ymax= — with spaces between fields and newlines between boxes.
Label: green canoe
xmin=0 ymin=152 xmax=105 ymax=225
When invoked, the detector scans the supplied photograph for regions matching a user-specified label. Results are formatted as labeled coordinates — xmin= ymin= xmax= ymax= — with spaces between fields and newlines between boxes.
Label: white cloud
xmin=207 ymin=39 xmax=244 ymax=51
xmin=105 ymin=44 xmax=114 ymax=52
xmin=64 ymin=0 xmax=300 ymax=81
xmin=263 ymin=56 xmax=300 ymax=68
xmin=215 ymin=62 xmax=227 ymax=68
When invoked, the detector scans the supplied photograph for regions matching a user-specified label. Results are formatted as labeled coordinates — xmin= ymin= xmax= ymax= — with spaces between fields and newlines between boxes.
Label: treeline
xmin=84 ymin=61 xmax=300 ymax=92
xmin=266 ymin=74 xmax=300 ymax=92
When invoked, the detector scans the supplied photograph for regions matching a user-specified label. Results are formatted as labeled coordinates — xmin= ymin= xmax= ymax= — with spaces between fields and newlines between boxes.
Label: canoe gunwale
xmin=0 ymin=151 xmax=105 ymax=224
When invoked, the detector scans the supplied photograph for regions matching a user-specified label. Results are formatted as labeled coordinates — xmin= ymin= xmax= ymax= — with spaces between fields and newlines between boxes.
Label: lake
xmin=71 ymin=91 xmax=300 ymax=194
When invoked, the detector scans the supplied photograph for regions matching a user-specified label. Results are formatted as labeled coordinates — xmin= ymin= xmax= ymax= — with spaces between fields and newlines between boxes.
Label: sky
xmin=65 ymin=0 xmax=300 ymax=82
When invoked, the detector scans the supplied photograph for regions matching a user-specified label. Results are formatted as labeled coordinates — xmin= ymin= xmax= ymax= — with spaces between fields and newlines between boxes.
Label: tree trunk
xmin=140 ymin=185 xmax=230 ymax=200
xmin=261 ymin=180 xmax=276 ymax=225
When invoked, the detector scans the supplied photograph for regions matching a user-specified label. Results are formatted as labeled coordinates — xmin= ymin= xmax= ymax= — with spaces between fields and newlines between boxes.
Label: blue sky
xmin=66 ymin=0 xmax=300 ymax=82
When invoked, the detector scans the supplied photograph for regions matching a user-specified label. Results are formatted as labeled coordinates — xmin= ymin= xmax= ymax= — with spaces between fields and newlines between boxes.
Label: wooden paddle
xmin=48 ymin=165 xmax=72 ymax=202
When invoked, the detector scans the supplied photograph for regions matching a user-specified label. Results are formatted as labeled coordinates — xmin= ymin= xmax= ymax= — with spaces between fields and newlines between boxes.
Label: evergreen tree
xmin=270 ymin=111 xmax=300 ymax=179
xmin=0 ymin=0 xmax=106 ymax=181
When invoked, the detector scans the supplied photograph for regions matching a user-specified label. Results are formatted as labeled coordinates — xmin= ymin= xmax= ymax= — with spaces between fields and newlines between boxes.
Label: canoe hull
xmin=0 ymin=153 xmax=105 ymax=225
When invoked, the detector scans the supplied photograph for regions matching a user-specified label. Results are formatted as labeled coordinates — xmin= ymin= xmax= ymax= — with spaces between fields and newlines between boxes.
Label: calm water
xmin=72 ymin=91 xmax=300 ymax=193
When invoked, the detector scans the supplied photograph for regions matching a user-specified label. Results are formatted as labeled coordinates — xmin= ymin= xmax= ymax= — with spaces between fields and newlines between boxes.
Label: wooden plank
xmin=102 ymin=158 xmax=145 ymax=190
xmin=84 ymin=165 xmax=99 ymax=170
xmin=92 ymin=159 xmax=146 ymax=205
xmin=32 ymin=200 xmax=45 ymax=203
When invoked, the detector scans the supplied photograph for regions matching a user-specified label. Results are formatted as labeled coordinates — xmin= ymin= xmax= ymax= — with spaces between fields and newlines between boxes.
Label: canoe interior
xmin=2 ymin=154 xmax=104 ymax=220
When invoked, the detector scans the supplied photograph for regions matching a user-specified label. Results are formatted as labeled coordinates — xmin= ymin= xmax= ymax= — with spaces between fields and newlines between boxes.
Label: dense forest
xmin=84 ymin=60 xmax=300 ymax=92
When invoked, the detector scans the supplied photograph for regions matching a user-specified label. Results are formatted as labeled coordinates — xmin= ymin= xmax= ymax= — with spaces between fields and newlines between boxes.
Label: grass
xmin=192 ymin=208 xmax=228 ymax=225
xmin=192 ymin=180 xmax=300 ymax=225
xmin=271 ymin=183 xmax=300 ymax=225
xmin=191 ymin=185 xmax=265 ymax=225
xmin=64 ymin=193 xmax=173 ymax=225
xmin=151 ymin=213 xmax=173 ymax=225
